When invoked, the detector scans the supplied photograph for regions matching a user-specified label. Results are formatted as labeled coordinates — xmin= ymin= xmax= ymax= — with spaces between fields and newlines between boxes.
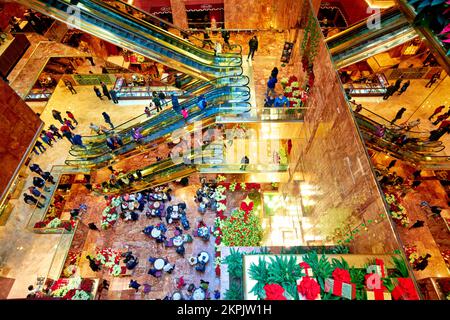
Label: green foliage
xmin=349 ymin=267 xmax=367 ymax=300
xmin=224 ymin=248 xmax=244 ymax=279
xmin=391 ymin=255 xmax=410 ymax=278
xmin=302 ymin=251 xmax=334 ymax=291
xmin=267 ymin=256 xmax=304 ymax=286
xmin=224 ymin=283 xmax=243 ymax=300
xmin=330 ymin=245 xmax=350 ymax=254
xmin=249 ymin=257 xmax=269 ymax=300
xmin=331 ymin=257 xmax=350 ymax=270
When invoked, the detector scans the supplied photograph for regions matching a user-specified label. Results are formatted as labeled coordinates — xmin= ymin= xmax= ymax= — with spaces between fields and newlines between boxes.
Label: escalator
xmin=326 ymin=7 xmax=417 ymax=68
xmin=76 ymin=75 xmax=249 ymax=150
xmin=19 ymin=0 xmax=242 ymax=80
xmin=354 ymin=107 xmax=445 ymax=154
xmin=95 ymin=137 xmax=288 ymax=196
xmin=65 ymin=99 xmax=251 ymax=168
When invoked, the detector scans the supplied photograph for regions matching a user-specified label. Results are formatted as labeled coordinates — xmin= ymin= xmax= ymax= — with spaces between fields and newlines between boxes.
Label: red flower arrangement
xmin=264 ymin=284 xmax=287 ymax=300
xmin=297 ymin=276 xmax=321 ymax=300
xmin=34 ymin=221 xmax=47 ymax=229
xmin=332 ymin=268 xmax=351 ymax=283
xmin=391 ymin=278 xmax=419 ymax=300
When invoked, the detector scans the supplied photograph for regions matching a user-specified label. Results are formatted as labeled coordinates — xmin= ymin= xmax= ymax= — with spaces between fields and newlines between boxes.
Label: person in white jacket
xmin=214 ymin=42 xmax=222 ymax=56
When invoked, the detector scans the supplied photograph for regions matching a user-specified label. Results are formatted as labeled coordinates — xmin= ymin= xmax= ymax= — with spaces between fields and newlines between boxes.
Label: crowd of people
xmin=23 ymin=163 xmax=56 ymax=209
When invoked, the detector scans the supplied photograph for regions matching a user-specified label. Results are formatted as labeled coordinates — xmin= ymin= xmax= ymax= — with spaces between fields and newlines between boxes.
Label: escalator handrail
xmin=74 ymin=75 xmax=249 ymax=143
xmin=65 ymin=102 xmax=252 ymax=167
xmin=34 ymin=0 xmax=242 ymax=76
xmin=103 ymin=0 xmax=243 ymax=55
xmin=81 ymin=0 xmax=242 ymax=65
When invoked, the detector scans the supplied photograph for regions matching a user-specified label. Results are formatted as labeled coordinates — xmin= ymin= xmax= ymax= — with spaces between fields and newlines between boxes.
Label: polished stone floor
xmin=370 ymin=153 xmax=450 ymax=279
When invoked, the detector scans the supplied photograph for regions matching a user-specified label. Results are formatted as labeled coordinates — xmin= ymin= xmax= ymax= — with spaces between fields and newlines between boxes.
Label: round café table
xmin=151 ymin=228 xmax=161 ymax=238
xmin=172 ymin=291 xmax=182 ymax=300
xmin=198 ymin=251 xmax=209 ymax=263
xmin=193 ymin=288 xmax=206 ymax=300
xmin=173 ymin=236 xmax=184 ymax=247
xmin=154 ymin=258 xmax=165 ymax=270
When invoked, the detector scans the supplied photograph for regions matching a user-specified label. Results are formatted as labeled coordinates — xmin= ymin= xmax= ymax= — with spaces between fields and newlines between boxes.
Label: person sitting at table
xmin=163 ymin=262 xmax=175 ymax=274
xmin=155 ymin=234 xmax=166 ymax=243
xmin=126 ymin=257 xmax=139 ymax=270
xmin=176 ymin=244 xmax=185 ymax=257
xmin=175 ymin=226 xmax=183 ymax=236
xmin=198 ymin=201 xmax=206 ymax=214
xmin=122 ymin=251 xmax=134 ymax=263
xmin=157 ymin=222 xmax=167 ymax=233
xmin=148 ymin=256 xmax=157 ymax=264
xmin=143 ymin=226 xmax=154 ymax=236
xmin=129 ymin=280 xmax=141 ymax=292
xmin=148 ymin=268 xmax=161 ymax=278
xmin=200 ymin=280 xmax=210 ymax=291
xmin=195 ymin=261 xmax=206 ymax=273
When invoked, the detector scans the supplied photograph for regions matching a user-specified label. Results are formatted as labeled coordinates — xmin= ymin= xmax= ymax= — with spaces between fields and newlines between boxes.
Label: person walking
xmin=153 ymin=96 xmax=162 ymax=112
xmin=171 ymin=94 xmax=181 ymax=113
xmin=45 ymin=130 xmax=56 ymax=143
xmin=145 ymin=106 xmax=152 ymax=117
xmin=49 ymin=124 xmax=62 ymax=139
xmin=93 ymin=86 xmax=103 ymax=100
xmin=425 ymin=72 xmax=440 ymax=88
xmin=274 ymin=93 xmax=289 ymax=107
xmin=221 ymin=29 xmax=231 ymax=50
xmin=109 ymin=88 xmax=119 ymax=104
xmin=65 ymin=111 xmax=78 ymax=125
xmin=100 ymin=82 xmax=111 ymax=100
xmin=247 ymin=35 xmax=258 ymax=61
xmin=391 ymin=107 xmax=407 ymax=124
xmin=202 ymin=31 xmax=213 ymax=49
xmin=382 ymin=85 xmax=396 ymax=100
xmin=181 ymin=107 xmax=188 ymax=123
xmin=240 ymin=155 xmax=250 ymax=170
xmin=432 ymin=111 xmax=450 ymax=126
xmin=41 ymin=171 xmax=56 ymax=184
xmin=64 ymin=80 xmax=77 ymax=94
xmin=89 ymin=123 xmax=101 ymax=135
xmin=174 ymin=74 xmax=182 ymax=89
xmin=52 ymin=110 xmax=64 ymax=124
xmin=32 ymin=176 xmax=50 ymax=192
xmin=393 ymin=78 xmax=402 ymax=92
xmin=102 ymin=112 xmax=114 ymax=129
xmin=429 ymin=127 xmax=450 ymax=141
xmin=63 ymin=118 xmax=75 ymax=130
xmin=429 ymin=105 xmax=446 ymax=120
xmin=40 ymin=131 xmax=53 ymax=148
xmin=72 ymin=134 xmax=85 ymax=148
xmin=398 ymin=80 xmax=410 ymax=95
xmin=267 ymin=75 xmax=277 ymax=96
xmin=30 ymin=163 xmax=44 ymax=176
xmin=214 ymin=41 xmax=222 ymax=56
xmin=34 ymin=140 xmax=46 ymax=153
xmin=60 ymin=124 xmax=74 ymax=143
xmin=28 ymin=186 xmax=46 ymax=200
xmin=23 ymin=193 xmax=43 ymax=208
xmin=88 ymin=222 xmax=99 ymax=230
xmin=271 ymin=67 xmax=279 ymax=79
xmin=197 ymin=95 xmax=207 ymax=111
xmin=158 ymin=91 xmax=166 ymax=105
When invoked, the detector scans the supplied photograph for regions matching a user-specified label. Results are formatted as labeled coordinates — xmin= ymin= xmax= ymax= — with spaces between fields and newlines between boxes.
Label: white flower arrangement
xmin=216 ymin=202 xmax=227 ymax=212
xmin=216 ymin=175 xmax=226 ymax=183
xmin=71 ymin=289 xmax=91 ymax=300
xmin=214 ymin=257 xmax=221 ymax=267
xmin=111 ymin=264 xmax=122 ymax=276
xmin=67 ymin=275 xmax=82 ymax=290
xmin=47 ymin=218 xmax=61 ymax=229
xmin=240 ymin=183 xmax=247 ymax=190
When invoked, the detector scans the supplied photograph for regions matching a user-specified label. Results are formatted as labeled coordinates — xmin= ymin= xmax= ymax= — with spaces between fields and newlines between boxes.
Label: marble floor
xmin=370 ymin=153 xmax=450 ymax=279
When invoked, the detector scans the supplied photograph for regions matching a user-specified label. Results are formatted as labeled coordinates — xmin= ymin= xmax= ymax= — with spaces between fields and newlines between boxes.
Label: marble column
xmin=170 ymin=0 xmax=189 ymax=30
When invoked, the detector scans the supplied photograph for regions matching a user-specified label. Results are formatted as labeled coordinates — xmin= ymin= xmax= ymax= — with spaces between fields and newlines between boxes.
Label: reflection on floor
xmin=370 ymin=152 xmax=450 ymax=279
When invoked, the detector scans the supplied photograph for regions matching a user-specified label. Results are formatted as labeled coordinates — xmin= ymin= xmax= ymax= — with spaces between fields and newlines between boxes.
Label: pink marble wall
xmin=169 ymin=0 xmax=189 ymax=29
xmin=297 ymin=9 xmax=402 ymax=254
xmin=0 ymin=79 xmax=42 ymax=202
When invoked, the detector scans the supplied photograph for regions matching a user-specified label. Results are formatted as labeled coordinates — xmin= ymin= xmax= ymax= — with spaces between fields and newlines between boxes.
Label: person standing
xmin=145 ymin=106 xmax=152 ymax=117
xmin=391 ymin=107 xmax=407 ymax=124
xmin=432 ymin=111 xmax=450 ymax=126
xmin=93 ymin=86 xmax=103 ymax=100
xmin=429 ymin=127 xmax=450 ymax=141
xmin=100 ymin=82 xmax=111 ymax=100
xmin=382 ymin=85 xmax=396 ymax=100
xmin=88 ymin=222 xmax=99 ymax=231
xmin=198 ymin=95 xmax=207 ymax=111
xmin=32 ymin=176 xmax=50 ymax=192
xmin=45 ymin=130 xmax=56 ymax=143
xmin=41 ymin=171 xmax=56 ymax=184
xmin=28 ymin=186 xmax=47 ymax=200
xmin=66 ymin=111 xmax=78 ymax=125
xmin=40 ymin=131 xmax=53 ymax=148
xmin=214 ymin=42 xmax=222 ymax=56
xmin=247 ymin=35 xmax=258 ymax=61
xmin=240 ymin=155 xmax=249 ymax=170
xmin=52 ymin=110 xmax=64 ymax=124
xmin=153 ymin=96 xmax=162 ymax=112
xmin=102 ymin=112 xmax=114 ymax=129
xmin=23 ymin=193 xmax=43 ymax=208
xmin=428 ymin=105 xmax=446 ymax=120
xmin=60 ymin=124 xmax=74 ymax=143
xmin=393 ymin=78 xmax=402 ymax=92
xmin=89 ymin=123 xmax=101 ymax=134
xmin=34 ymin=140 xmax=46 ymax=153
xmin=158 ymin=91 xmax=166 ymax=105
xmin=221 ymin=30 xmax=231 ymax=50
xmin=267 ymin=76 xmax=277 ymax=96
xmin=72 ymin=134 xmax=85 ymax=148
xmin=425 ymin=72 xmax=440 ymax=88
xmin=202 ymin=31 xmax=213 ymax=49
xmin=64 ymin=80 xmax=77 ymax=94
xmin=30 ymin=163 xmax=44 ymax=176
xmin=174 ymin=75 xmax=182 ymax=89
xmin=49 ymin=124 xmax=62 ymax=139
xmin=271 ymin=67 xmax=279 ymax=80
xmin=109 ymin=88 xmax=119 ymax=104
xmin=181 ymin=107 xmax=188 ymax=123
xmin=398 ymin=80 xmax=410 ymax=95
xmin=63 ymin=118 xmax=75 ymax=130
xmin=171 ymin=94 xmax=181 ymax=113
